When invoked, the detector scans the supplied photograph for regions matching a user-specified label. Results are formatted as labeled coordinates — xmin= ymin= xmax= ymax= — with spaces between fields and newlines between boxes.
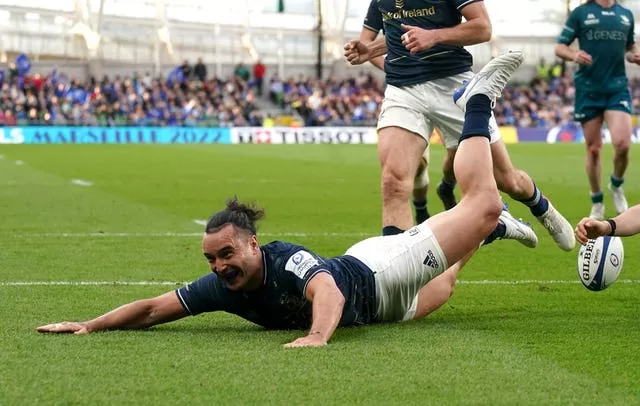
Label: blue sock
xmin=483 ymin=223 xmax=507 ymax=245
xmin=459 ymin=95 xmax=491 ymax=142
xmin=591 ymin=192 xmax=604 ymax=204
xmin=518 ymin=183 xmax=549 ymax=217
xmin=610 ymin=175 xmax=624 ymax=188
xmin=413 ymin=199 xmax=429 ymax=224
xmin=382 ymin=226 xmax=404 ymax=236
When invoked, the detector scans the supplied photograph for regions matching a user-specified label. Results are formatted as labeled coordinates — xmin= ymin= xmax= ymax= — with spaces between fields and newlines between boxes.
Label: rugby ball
xmin=577 ymin=236 xmax=624 ymax=291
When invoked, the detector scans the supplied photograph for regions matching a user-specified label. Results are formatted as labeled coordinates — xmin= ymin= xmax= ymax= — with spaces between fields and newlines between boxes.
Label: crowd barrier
xmin=2 ymin=125 xmax=640 ymax=144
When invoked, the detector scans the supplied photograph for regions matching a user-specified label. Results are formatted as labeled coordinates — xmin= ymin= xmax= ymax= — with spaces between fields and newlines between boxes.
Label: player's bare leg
xmin=412 ymin=247 xmax=476 ymax=320
xmin=378 ymin=126 xmax=427 ymax=234
xmin=604 ymin=110 xmax=630 ymax=214
xmin=582 ymin=116 xmax=605 ymax=219
xmin=422 ymin=51 xmax=525 ymax=267
xmin=491 ymin=139 xmax=575 ymax=250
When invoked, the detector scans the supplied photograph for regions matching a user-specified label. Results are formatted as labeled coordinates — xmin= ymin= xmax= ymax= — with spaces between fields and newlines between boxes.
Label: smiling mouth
xmin=220 ymin=269 xmax=239 ymax=282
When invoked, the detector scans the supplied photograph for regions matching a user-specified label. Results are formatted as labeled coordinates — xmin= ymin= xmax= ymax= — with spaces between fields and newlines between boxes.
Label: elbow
xmin=478 ymin=22 xmax=492 ymax=43
xmin=554 ymin=44 xmax=564 ymax=58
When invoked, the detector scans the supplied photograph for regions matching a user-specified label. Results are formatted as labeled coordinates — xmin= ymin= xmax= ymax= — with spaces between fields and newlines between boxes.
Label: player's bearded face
xmin=203 ymin=225 xmax=262 ymax=291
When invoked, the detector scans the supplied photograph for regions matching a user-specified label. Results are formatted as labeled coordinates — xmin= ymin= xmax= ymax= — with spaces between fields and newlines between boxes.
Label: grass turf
xmin=0 ymin=143 xmax=638 ymax=405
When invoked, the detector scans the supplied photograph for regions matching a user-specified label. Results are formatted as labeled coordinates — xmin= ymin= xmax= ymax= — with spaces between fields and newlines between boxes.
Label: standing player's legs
xmin=490 ymin=139 xmax=575 ymax=251
xmin=436 ymin=147 xmax=458 ymax=210
xmin=378 ymin=126 xmax=427 ymax=233
xmin=604 ymin=107 xmax=631 ymax=214
xmin=377 ymin=83 xmax=433 ymax=235
xmin=582 ymin=116 xmax=605 ymax=219
xmin=412 ymin=143 xmax=431 ymax=223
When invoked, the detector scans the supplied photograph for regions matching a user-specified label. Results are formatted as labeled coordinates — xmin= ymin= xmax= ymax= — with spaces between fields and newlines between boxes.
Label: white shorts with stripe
xmin=377 ymin=71 xmax=502 ymax=149
xmin=345 ymin=223 xmax=448 ymax=322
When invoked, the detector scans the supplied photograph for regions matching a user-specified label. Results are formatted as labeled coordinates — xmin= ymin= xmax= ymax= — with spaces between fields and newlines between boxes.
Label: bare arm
xmin=626 ymin=43 xmax=640 ymax=64
xmin=400 ymin=2 xmax=490 ymax=54
xmin=431 ymin=2 xmax=492 ymax=46
xmin=284 ymin=272 xmax=345 ymax=347
xmin=36 ymin=291 xmax=188 ymax=334
xmin=575 ymin=205 xmax=640 ymax=244
xmin=360 ymin=28 xmax=385 ymax=72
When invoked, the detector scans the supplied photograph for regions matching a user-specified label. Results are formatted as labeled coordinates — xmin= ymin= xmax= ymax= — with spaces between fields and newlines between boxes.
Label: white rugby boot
xmin=454 ymin=50 xmax=525 ymax=111
xmin=608 ymin=183 xmax=628 ymax=214
xmin=536 ymin=201 xmax=576 ymax=251
xmin=482 ymin=203 xmax=538 ymax=248
xmin=589 ymin=202 xmax=605 ymax=220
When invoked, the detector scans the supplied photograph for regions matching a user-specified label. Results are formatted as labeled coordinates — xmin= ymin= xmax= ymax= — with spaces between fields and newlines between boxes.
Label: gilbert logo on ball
xmin=577 ymin=236 xmax=624 ymax=291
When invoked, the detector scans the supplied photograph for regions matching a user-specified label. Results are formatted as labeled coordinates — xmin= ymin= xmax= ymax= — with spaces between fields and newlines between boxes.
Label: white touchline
xmin=1 ymin=280 xmax=639 ymax=286
xmin=193 ymin=219 xmax=207 ymax=226
xmin=15 ymin=160 xmax=23 ymax=166
xmin=71 ymin=179 xmax=93 ymax=187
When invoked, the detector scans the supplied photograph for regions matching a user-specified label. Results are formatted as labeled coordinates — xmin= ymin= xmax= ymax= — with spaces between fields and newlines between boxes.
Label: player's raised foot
xmin=608 ymin=183 xmax=628 ymax=214
xmin=436 ymin=182 xmax=457 ymax=210
xmin=482 ymin=203 xmax=538 ymax=248
xmin=453 ymin=50 xmax=525 ymax=111
xmin=413 ymin=151 xmax=429 ymax=190
xmin=589 ymin=202 xmax=605 ymax=220
xmin=536 ymin=201 xmax=575 ymax=251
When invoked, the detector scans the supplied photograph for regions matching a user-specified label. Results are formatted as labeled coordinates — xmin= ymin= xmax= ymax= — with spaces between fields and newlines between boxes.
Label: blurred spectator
xmin=194 ymin=58 xmax=207 ymax=82
xmin=234 ymin=63 xmax=250 ymax=82
xmin=179 ymin=60 xmax=192 ymax=80
xmin=253 ymin=60 xmax=266 ymax=97
xmin=0 ymin=67 xmax=265 ymax=127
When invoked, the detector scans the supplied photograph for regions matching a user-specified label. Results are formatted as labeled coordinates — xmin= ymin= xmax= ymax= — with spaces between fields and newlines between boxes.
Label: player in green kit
xmin=556 ymin=0 xmax=640 ymax=220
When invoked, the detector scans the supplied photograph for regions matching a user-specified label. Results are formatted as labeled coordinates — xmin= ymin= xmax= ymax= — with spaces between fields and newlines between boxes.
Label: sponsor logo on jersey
xmin=285 ymin=250 xmax=320 ymax=279
xmin=585 ymin=13 xmax=599 ymax=25
xmin=621 ymin=15 xmax=631 ymax=26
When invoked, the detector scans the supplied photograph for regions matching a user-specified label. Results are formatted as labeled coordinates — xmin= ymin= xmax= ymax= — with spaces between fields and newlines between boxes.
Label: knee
xmin=381 ymin=167 xmax=412 ymax=201
xmin=613 ymin=139 xmax=630 ymax=156
xmin=472 ymin=190 xmax=503 ymax=233
xmin=586 ymin=142 xmax=602 ymax=159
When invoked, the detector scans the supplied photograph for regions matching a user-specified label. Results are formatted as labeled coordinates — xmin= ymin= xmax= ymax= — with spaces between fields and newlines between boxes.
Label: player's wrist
xmin=605 ymin=219 xmax=617 ymax=236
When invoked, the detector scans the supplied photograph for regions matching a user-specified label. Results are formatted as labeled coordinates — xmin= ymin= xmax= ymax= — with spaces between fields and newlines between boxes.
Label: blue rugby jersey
xmin=176 ymin=241 xmax=377 ymax=330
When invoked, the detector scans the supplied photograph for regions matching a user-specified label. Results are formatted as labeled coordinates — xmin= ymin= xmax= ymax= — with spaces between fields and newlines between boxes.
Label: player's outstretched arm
xmin=575 ymin=205 xmax=640 ymax=244
xmin=359 ymin=28 xmax=385 ymax=72
xmin=36 ymin=291 xmax=188 ymax=334
xmin=284 ymin=273 xmax=345 ymax=348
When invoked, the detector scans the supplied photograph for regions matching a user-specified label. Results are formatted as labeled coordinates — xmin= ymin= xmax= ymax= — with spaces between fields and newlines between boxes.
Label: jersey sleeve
xmin=627 ymin=12 xmax=636 ymax=48
xmin=175 ymin=273 xmax=226 ymax=316
xmin=557 ymin=8 xmax=580 ymax=45
xmin=283 ymin=249 xmax=331 ymax=297
xmin=452 ymin=0 xmax=482 ymax=12
xmin=363 ymin=0 xmax=383 ymax=34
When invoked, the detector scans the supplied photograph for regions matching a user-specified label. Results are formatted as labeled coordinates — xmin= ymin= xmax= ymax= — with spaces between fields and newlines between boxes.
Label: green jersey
xmin=557 ymin=2 xmax=635 ymax=93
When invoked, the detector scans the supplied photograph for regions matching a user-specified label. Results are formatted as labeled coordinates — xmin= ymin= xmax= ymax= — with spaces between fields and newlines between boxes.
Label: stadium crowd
xmin=1 ymin=58 xmax=640 ymax=129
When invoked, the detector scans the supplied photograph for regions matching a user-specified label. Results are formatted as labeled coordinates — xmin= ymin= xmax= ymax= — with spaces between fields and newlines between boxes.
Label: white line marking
xmin=193 ymin=219 xmax=207 ymax=226
xmin=15 ymin=160 xmax=23 ymax=166
xmin=71 ymin=179 xmax=93 ymax=187
xmin=12 ymin=232 xmax=374 ymax=238
xmin=1 ymin=280 xmax=639 ymax=287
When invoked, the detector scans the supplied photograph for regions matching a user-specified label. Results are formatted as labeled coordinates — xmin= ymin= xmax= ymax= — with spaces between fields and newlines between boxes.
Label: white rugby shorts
xmin=344 ymin=223 xmax=448 ymax=322
xmin=377 ymin=72 xmax=502 ymax=149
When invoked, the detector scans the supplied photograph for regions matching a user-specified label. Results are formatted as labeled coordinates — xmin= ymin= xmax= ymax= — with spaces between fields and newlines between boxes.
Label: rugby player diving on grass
xmin=38 ymin=195 xmax=535 ymax=348
xmin=37 ymin=53 xmax=537 ymax=346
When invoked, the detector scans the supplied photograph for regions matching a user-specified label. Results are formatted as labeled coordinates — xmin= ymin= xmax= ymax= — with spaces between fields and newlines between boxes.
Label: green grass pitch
xmin=0 ymin=143 xmax=638 ymax=405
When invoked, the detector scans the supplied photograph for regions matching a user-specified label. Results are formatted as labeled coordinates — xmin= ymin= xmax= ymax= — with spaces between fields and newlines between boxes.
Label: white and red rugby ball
xmin=577 ymin=236 xmax=624 ymax=291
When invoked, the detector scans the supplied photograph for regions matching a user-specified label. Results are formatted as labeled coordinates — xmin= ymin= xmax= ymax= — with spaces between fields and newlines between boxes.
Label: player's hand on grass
xmin=344 ymin=40 xmax=370 ymax=65
xmin=401 ymin=24 xmax=438 ymax=54
xmin=283 ymin=333 xmax=327 ymax=348
xmin=575 ymin=218 xmax=609 ymax=245
xmin=36 ymin=322 xmax=90 ymax=335
xmin=573 ymin=50 xmax=593 ymax=66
